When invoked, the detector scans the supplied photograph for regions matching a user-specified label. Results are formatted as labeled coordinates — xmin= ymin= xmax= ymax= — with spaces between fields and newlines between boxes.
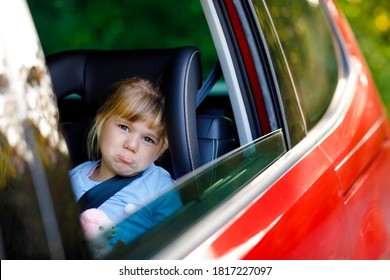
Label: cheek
xmin=100 ymin=128 xmax=121 ymax=151
xmin=142 ymin=146 xmax=161 ymax=162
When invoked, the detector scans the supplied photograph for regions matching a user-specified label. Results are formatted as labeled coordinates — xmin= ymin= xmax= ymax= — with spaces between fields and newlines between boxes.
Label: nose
xmin=123 ymin=134 xmax=138 ymax=152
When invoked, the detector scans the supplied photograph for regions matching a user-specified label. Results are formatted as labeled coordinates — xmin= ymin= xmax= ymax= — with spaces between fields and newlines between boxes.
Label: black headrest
xmin=47 ymin=48 xmax=198 ymax=106
xmin=46 ymin=47 xmax=203 ymax=178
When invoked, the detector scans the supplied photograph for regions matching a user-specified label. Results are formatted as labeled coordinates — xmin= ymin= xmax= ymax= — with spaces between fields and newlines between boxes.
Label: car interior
xmin=46 ymin=47 xmax=239 ymax=202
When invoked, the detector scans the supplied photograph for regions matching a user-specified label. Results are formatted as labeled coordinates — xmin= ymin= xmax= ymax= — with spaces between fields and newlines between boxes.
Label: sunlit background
xmin=338 ymin=0 xmax=390 ymax=114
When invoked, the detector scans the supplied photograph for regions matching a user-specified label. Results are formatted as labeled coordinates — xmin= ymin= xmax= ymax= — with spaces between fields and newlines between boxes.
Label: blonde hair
xmin=87 ymin=77 xmax=168 ymax=160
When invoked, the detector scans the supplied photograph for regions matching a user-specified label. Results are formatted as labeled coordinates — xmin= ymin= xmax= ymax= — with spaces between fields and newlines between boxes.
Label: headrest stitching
xmin=184 ymin=50 xmax=200 ymax=171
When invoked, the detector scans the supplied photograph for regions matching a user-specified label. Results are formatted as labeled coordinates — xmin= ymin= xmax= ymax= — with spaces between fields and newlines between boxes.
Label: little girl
xmin=69 ymin=77 xmax=182 ymax=253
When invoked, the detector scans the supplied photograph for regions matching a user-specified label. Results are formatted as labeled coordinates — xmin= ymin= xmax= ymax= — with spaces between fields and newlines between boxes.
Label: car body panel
xmin=319 ymin=0 xmax=390 ymax=259
xmin=345 ymin=141 xmax=390 ymax=259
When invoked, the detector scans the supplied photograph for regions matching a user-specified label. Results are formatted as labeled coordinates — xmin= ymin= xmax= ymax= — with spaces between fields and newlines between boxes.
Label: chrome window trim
xmin=233 ymin=0 xmax=279 ymax=132
xmin=201 ymin=0 xmax=253 ymax=145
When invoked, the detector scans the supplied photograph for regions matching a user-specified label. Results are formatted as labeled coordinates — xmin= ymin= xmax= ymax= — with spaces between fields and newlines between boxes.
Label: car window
xmin=252 ymin=0 xmax=338 ymax=131
xmin=107 ymin=129 xmax=287 ymax=259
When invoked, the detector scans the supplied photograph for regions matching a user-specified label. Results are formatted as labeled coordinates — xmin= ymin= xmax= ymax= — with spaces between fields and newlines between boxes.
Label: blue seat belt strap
xmin=77 ymin=173 xmax=142 ymax=211
xmin=196 ymin=61 xmax=222 ymax=108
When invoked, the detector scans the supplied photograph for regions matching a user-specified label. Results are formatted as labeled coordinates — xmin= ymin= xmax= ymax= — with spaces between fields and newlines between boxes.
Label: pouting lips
xmin=118 ymin=153 xmax=135 ymax=165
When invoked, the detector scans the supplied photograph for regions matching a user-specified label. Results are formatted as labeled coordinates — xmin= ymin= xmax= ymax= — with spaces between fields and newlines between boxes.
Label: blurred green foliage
xmin=338 ymin=0 xmax=390 ymax=113
xmin=27 ymin=0 xmax=217 ymax=73
xmin=27 ymin=0 xmax=389 ymax=113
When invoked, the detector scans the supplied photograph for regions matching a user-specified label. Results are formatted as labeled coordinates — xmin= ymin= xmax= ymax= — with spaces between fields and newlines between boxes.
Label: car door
xmin=191 ymin=0 xmax=390 ymax=259
xmin=184 ymin=0 xmax=351 ymax=259
xmin=113 ymin=0 xmax=390 ymax=259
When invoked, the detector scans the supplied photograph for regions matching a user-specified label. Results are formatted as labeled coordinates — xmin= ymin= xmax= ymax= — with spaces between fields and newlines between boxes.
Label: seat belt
xmin=196 ymin=61 xmax=222 ymax=108
xmin=77 ymin=173 xmax=143 ymax=211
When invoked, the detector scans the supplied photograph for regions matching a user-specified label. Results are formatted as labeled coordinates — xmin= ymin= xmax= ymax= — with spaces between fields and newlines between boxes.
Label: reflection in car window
xmin=254 ymin=0 xmax=338 ymax=130
xmin=109 ymin=130 xmax=286 ymax=259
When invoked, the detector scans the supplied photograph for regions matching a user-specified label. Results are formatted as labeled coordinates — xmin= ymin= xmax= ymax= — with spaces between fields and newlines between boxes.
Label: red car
xmin=0 ymin=0 xmax=389 ymax=259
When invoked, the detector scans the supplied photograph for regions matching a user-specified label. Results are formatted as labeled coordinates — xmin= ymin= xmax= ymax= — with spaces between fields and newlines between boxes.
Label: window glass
xmin=250 ymin=1 xmax=306 ymax=147
xmin=252 ymin=0 xmax=338 ymax=131
xmin=108 ymin=130 xmax=287 ymax=258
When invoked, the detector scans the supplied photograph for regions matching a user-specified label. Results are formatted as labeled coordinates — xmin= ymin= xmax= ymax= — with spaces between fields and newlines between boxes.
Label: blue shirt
xmin=69 ymin=161 xmax=182 ymax=245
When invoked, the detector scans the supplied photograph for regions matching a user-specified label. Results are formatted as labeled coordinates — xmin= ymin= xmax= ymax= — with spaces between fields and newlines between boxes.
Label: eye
xmin=118 ymin=124 xmax=129 ymax=132
xmin=143 ymin=136 xmax=155 ymax=144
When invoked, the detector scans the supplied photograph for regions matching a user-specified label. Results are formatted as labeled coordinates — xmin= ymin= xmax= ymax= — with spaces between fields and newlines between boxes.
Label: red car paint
xmin=186 ymin=0 xmax=390 ymax=260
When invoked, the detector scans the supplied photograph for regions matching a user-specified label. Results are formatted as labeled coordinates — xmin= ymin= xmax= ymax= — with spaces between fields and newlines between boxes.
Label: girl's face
xmin=91 ymin=116 xmax=162 ymax=181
